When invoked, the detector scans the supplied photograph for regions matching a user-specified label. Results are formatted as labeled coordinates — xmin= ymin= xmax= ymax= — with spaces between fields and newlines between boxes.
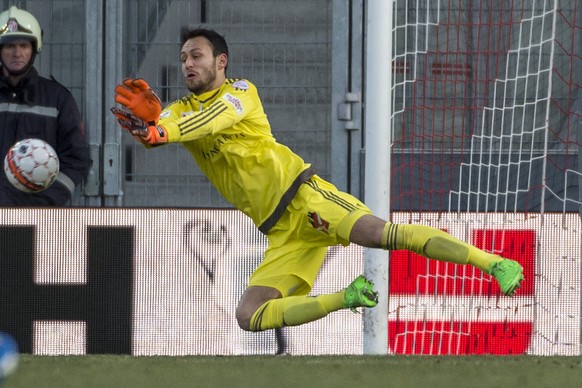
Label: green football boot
xmin=489 ymin=259 xmax=524 ymax=296
xmin=343 ymin=275 xmax=379 ymax=312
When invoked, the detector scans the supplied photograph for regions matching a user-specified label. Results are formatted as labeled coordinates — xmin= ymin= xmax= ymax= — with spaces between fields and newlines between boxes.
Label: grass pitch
xmin=3 ymin=355 xmax=582 ymax=388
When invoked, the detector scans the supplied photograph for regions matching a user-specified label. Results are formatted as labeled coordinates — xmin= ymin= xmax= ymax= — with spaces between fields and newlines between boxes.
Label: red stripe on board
xmin=389 ymin=229 xmax=535 ymax=296
xmin=389 ymin=321 xmax=533 ymax=355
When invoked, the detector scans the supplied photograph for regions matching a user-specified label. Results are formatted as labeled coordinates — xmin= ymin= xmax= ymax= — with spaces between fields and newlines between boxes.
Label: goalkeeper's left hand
xmin=114 ymin=78 xmax=162 ymax=124
xmin=111 ymin=107 xmax=168 ymax=146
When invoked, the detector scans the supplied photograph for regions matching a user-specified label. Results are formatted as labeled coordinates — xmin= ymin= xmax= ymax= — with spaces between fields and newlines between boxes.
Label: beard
xmin=185 ymin=65 xmax=218 ymax=95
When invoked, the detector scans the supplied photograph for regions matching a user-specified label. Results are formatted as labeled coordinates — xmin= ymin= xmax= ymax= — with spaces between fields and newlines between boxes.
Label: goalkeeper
xmin=112 ymin=28 xmax=524 ymax=332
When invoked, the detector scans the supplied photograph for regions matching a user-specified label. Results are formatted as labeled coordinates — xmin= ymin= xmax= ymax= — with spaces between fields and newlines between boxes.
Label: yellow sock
xmin=249 ymin=292 xmax=346 ymax=331
xmin=382 ymin=223 xmax=502 ymax=273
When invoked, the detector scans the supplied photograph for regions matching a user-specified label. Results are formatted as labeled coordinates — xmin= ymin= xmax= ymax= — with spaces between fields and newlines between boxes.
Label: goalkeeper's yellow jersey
xmin=158 ymin=78 xmax=314 ymax=233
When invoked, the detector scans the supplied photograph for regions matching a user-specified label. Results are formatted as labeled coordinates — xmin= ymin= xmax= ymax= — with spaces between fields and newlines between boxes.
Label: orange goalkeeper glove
xmin=114 ymin=78 xmax=162 ymax=124
xmin=111 ymin=107 xmax=168 ymax=146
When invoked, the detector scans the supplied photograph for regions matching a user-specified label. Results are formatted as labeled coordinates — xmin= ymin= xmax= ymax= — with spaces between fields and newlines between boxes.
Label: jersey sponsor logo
xmin=232 ymin=80 xmax=249 ymax=90
xmin=223 ymin=93 xmax=244 ymax=115
xmin=308 ymin=211 xmax=330 ymax=234
xmin=200 ymin=132 xmax=246 ymax=160
xmin=160 ymin=110 xmax=171 ymax=119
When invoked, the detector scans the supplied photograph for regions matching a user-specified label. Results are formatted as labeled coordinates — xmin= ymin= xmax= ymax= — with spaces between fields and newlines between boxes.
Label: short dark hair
xmin=180 ymin=27 xmax=229 ymax=58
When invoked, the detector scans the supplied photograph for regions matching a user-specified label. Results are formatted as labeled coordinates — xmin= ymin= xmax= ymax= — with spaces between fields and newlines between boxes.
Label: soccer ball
xmin=4 ymin=138 xmax=60 ymax=193
xmin=0 ymin=332 xmax=19 ymax=379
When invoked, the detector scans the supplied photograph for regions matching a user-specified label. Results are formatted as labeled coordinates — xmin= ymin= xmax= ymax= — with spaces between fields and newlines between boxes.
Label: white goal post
xmin=363 ymin=0 xmax=393 ymax=355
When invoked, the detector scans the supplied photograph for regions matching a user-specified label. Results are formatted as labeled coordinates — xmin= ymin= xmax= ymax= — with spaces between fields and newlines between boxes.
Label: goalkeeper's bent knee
xmin=247 ymin=294 xmax=343 ymax=331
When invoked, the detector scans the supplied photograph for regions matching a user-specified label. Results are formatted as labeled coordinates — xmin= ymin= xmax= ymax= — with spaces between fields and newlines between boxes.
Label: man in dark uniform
xmin=0 ymin=6 xmax=89 ymax=206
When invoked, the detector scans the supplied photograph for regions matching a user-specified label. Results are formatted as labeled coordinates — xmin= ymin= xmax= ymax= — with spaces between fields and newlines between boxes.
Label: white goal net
xmin=389 ymin=0 xmax=581 ymax=355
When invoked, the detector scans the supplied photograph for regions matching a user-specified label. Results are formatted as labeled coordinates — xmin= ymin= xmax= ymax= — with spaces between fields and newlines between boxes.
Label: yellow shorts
xmin=248 ymin=175 xmax=371 ymax=297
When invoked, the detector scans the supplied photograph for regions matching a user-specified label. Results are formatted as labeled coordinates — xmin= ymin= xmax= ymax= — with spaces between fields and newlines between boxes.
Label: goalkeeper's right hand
xmin=114 ymin=78 xmax=162 ymax=124
xmin=111 ymin=107 xmax=168 ymax=146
